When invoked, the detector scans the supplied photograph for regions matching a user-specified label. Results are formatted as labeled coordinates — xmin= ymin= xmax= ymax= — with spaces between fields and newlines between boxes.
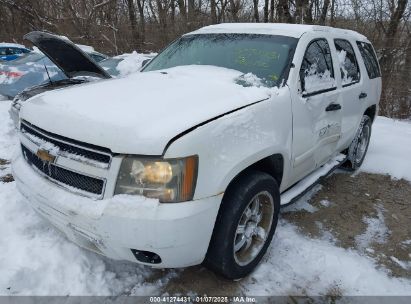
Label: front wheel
xmin=204 ymin=171 xmax=280 ymax=280
xmin=345 ymin=115 xmax=372 ymax=170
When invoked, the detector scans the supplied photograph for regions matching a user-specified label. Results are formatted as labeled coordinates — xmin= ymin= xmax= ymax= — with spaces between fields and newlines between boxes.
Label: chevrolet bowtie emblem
xmin=36 ymin=149 xmax=56 ymax=163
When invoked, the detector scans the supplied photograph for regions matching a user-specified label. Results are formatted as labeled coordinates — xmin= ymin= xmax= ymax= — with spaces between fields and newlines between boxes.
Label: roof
xmin=0 ymin=42 xmax=28 ymax=49
xmin=186 ymin=23 xmax=368 ymax=40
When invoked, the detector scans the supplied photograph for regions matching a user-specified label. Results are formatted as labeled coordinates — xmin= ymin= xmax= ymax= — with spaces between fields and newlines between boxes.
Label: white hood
xmin=20 ymin=65 xmax=271 ymax=155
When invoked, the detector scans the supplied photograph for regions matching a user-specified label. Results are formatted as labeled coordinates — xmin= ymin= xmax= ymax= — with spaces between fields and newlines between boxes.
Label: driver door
xmin=290 ymin=38 xmax=343 ymax=182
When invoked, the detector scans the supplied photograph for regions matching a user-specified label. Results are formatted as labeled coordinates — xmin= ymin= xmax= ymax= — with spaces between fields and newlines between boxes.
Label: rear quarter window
xmin=356 ymin=41 xmax=381 ymax=79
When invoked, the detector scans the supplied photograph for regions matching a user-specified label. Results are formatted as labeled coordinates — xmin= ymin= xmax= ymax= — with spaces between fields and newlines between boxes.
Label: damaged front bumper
xmin=12 ymin=151 xmax=222 ymax=268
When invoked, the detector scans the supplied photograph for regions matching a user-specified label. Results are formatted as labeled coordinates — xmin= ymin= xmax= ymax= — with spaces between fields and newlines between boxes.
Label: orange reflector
xmin=181 ymin=155 xmax=198 ymax=201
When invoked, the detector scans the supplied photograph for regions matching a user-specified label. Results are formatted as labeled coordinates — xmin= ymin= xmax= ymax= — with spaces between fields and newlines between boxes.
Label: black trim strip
xmin=162 ymin=98 xmax=269 ymax=155
xmin=302 ymin=87 xmax=337 ymax=98
xmin=342 ymin=81 xmax=360 ymax=88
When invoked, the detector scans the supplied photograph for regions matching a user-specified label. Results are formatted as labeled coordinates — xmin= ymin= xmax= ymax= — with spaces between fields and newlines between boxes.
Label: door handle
xmin=359 ymin=92 xmax=367 ymax=99
xmin=325 ymin=103 xmax=341 ymax=112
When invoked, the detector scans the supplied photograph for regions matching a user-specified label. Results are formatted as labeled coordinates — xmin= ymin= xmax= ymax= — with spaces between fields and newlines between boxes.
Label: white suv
xmin=13 ymin=24 xmax=381 ymax=279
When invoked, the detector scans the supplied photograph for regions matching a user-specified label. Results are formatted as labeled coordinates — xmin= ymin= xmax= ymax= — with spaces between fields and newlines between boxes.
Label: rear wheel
xmin=204 ymin=171 xmax=280 ymax=280
xmin=344 ymin=115 xmax=372 ymax=170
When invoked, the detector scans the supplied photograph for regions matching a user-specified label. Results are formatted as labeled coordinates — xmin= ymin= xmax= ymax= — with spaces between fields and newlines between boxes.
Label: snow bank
xmin=361 ymin=116 xmax=411 ymax=181
xmin=0 ymin=100 xmax=17 ymax=159
xmin=0 ymin=181 xmax=170 ymax=295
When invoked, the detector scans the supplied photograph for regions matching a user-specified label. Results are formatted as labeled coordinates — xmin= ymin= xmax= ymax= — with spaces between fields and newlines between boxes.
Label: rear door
xmin=333 ymin=38 xmax=364 ymax=149
xmin=290 ymin=35 xmax=343 ymax=182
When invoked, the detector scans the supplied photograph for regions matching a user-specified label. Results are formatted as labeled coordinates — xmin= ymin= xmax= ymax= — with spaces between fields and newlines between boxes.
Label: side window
xmin=334 ymin=39 xmax=360 ymax=86
xmin=12 ymin=48 xmax=23 ymax=55
xmin=356 ymin=41 xmax=381 ymax=79
xmin=4 ymin=48 xmax=13 ymax=55
xmin=300 ymin=39 xmax=336 ymax=96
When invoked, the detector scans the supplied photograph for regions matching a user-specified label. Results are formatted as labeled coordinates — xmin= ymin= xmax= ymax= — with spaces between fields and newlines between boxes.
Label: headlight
xmin=114 ymin=155 xmax=198 ymax=203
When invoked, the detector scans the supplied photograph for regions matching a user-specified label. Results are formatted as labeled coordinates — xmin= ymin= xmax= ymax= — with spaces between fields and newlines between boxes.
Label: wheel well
xmin=364 ymin=105 xmax=377 ymax=122
xmin=227 ymin=154 xmax=284 ymax=191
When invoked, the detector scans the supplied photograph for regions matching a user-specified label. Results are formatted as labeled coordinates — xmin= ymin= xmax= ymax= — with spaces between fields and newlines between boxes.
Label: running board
xmin=280 ymin=154 xmax=347 ymax=207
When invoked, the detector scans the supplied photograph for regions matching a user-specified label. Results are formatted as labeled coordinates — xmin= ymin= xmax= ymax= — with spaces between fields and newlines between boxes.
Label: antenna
xmin=43 ymin=58 xmax=53 ymax=85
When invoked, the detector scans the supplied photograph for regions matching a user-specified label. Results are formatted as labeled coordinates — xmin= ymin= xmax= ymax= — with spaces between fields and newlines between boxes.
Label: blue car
xmin=0 ymin=43 xmax=31 ymax=61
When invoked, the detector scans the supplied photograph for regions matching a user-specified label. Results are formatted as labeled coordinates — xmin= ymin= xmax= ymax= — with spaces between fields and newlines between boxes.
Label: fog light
xmin=131 ymin=249 xmax=162 ymax=264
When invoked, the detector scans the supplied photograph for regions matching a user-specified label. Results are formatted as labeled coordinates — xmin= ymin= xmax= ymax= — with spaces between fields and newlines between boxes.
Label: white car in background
xmin=13 ymin=23 xmax=381 ymax=279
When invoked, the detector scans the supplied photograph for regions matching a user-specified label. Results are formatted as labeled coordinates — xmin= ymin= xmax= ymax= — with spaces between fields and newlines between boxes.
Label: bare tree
xmin=253 ymin=0 xmax=260 ymax=22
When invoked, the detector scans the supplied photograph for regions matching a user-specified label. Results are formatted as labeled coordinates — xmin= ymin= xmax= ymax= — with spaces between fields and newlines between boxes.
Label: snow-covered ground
xmin=0 ymin=98 xmax=410 ymax=295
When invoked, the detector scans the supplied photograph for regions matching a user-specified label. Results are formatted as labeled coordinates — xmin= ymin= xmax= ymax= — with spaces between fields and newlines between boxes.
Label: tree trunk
xmin=319 ymin=0 xmax=330 ymax=25
xmin=136 ymin=0 xmax=145 ymax=48
xmin=253 ymin=0 xmax=259 ymax=22
xmin=210 ymin=0 xmax=218 ymax=23
xmin=188 ymin=0 xmax=195 ymax=26
xmin=156 ymin=0 xmax=168 ymax=45
xmin=379 ymin=0 xmax=409 ymax=116
xmin=269 ymin=0 xmax=274 ymax=22
xmin=380 ymin=0 xmax=408 ymax=67
xmin=126 ymin=0 xmax=140 ymax=49
xmin=177 ymin=0 xmax=187 ymax=24
xmin=263 ymin=0 xmax=269 ymax=22
xmin=277 ymin=0 xmax=292 ymax=23
xmin=330 ymin=0 xmax=335 ymax=25
xmin=229 ymin=0 xmax=239 ymax=22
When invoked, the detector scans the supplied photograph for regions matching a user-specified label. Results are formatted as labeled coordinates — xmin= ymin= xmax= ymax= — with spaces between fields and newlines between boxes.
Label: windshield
xmin=143 ymin=34 xmax=297 ymax=87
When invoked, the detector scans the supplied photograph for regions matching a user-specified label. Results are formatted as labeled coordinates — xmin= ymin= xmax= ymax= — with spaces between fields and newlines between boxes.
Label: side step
xmin=280 ymin=154 xmax=347 ymax=207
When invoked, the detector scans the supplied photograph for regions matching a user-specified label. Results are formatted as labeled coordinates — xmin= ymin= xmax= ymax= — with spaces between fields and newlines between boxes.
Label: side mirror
xmin=141 ymin=59 xmax=151 ymax=67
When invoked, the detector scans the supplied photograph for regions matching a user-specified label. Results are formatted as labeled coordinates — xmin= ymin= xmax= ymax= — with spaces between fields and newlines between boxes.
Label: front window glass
xmin=300 ymin=38 xmax=336 ymax=95
xmin=143 ymin=34 xmax=298 ymax=87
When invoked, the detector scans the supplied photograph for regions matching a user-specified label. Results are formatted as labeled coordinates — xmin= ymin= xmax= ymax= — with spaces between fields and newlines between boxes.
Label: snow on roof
xmin=187 ymin=23 xmax=368 ymax=40
xmin=0 ymin=42 xmax=28 ymax=49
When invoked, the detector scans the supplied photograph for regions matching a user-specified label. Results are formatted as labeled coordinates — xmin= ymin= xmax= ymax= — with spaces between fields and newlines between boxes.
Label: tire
xmin=204 ymin=171 xmax=280 ymax=280
xmin=344 ymin=115 xmax=372 ymax=170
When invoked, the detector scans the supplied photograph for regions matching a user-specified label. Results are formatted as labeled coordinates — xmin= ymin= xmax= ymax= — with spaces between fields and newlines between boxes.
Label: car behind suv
xmin=12 ymin=23 xmax=381 ymax=279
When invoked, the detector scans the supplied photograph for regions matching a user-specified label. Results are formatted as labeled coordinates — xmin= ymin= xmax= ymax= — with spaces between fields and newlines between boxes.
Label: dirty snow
xmin=1 ymin=90 xmax=411 ymax=296
xmin=355 ymin=204 xmax=389 ymax=251
xmin=245 ymin=220 xmax=411 ymax=296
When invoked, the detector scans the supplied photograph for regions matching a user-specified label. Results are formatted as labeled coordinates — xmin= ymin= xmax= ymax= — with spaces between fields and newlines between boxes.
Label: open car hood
xmin=24 ymin=31 xmax=111 ymax=79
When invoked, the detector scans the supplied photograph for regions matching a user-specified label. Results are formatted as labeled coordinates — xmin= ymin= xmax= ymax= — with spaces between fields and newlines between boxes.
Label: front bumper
xmin=12 ymin=152 xmax=222 ymax=268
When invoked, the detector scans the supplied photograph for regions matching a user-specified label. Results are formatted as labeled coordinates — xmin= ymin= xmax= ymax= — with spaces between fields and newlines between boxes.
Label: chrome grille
xmin=21 ymin=121 xmax=112 ymax=165
xmin=21 ymin=145 xmax=105 ymax=196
